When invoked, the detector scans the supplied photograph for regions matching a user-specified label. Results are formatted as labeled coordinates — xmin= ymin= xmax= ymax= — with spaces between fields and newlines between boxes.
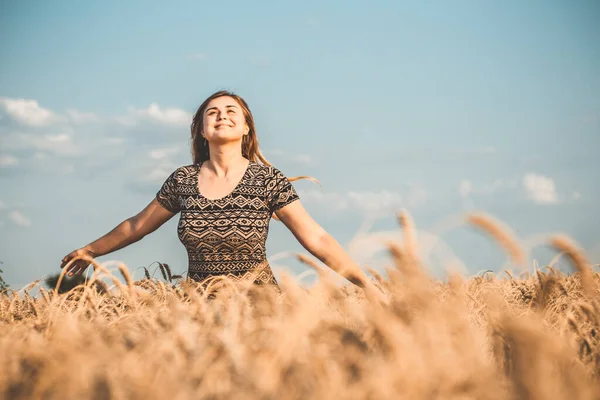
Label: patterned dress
xmin=155 ymin=160 xmax=299 ymax=285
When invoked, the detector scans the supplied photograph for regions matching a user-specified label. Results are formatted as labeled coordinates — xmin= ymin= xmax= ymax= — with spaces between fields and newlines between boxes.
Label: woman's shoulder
xmin=176 ymin=163 xmax=198 ymax=173
xmin=249 ymin=161 xmax=285 ymax=178
xmin=164 ymin=164 xmax=197 ymax=182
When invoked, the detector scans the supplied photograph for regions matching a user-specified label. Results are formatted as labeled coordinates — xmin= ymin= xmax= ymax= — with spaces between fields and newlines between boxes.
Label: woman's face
xmin=201 ymin=96 xmax=249 ymax=144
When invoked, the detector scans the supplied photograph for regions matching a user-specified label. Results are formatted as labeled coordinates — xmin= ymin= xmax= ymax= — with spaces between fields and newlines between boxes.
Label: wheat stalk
xmin=467 ymin=212 xmax=526 ymax=269
xmin=548 ymin=235 xmax=595 ymax=298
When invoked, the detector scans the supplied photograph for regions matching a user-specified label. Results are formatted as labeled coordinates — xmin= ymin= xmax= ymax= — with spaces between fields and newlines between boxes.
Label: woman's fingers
xmin=61 ymin=250 xmax=79 ymax=269
xmin=61 ymin=249 xmax=91 ymax=272
xmin=65 ymin=262 xmax=77 ymax=276
xmin=60 ymin=255 xmax=88 ymax=276
xmin=68 ymin=265 xmax=81 ymax=277
xmin=61 ymin=254 xmax=77 ymax=270
xmin=72 ymin=261 xmax=88 ymax=276
xmin=68 ymin=262 xmax=87 ymax=277
xmin=66 ymin=262 xmax=78 ymax=274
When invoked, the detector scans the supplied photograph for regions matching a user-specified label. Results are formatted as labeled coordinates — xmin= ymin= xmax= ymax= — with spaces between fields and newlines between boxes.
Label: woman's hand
xmin=60 ymin=247 xmax=97 ymax=277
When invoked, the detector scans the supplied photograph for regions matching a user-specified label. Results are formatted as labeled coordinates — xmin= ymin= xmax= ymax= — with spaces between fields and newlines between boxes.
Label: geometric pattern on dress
xmin=156 ymin=161 xmax=299 ymax=286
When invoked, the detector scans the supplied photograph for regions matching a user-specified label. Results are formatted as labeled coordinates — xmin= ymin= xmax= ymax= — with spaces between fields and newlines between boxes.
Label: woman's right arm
xmin=60 ymin=198 xmax=176 ymax=277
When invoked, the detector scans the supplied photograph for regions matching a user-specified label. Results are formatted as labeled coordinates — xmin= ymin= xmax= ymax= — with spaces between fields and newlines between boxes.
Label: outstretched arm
xmin=275 ymin=200 xmax=384 ymax=298
xmin=60 ymin=198 xmax=176 ymax=276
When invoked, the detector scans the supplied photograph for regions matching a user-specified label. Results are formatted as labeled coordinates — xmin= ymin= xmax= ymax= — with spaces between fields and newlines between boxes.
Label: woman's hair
xmin=190 ymin=90 xmax=270 ymax=165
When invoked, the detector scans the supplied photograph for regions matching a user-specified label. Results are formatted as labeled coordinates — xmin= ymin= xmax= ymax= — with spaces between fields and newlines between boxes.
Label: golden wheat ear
xmin=396 ymin=209 xmax=419 ymax=260
xmin=548 ymin=235 xmax=595 ymax=298
xmin=466 ymin=212 xmax=526 ymax=269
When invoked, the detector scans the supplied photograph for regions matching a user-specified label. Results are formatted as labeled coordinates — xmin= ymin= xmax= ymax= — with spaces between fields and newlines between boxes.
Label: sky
xmin=1 ymin=0 xmax=599 ymax=288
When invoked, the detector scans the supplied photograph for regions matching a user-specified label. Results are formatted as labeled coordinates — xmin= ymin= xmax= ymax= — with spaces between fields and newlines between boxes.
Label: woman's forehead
xmin=206 ymin=96 xmax=241 ymax=109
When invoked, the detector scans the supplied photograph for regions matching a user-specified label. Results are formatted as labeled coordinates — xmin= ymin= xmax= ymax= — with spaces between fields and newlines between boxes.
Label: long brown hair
xmin=190 ymin=90 xmax=319 ymax=187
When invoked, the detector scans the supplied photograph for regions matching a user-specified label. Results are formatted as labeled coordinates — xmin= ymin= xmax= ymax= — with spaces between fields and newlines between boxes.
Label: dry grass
xmin=1 ymin=213 xmax=599 ymax=399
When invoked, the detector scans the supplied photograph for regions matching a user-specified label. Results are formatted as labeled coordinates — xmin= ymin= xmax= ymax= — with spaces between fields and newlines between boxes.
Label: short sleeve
xmin=156 ymin=169 xmax=182 ymax=213
xmin=266 ymin=167 xmax=300 ymax=213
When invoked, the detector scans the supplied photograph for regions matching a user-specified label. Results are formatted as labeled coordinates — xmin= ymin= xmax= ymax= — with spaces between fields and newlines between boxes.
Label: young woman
xmin=60 ymin=91 xmax=384 ymax=300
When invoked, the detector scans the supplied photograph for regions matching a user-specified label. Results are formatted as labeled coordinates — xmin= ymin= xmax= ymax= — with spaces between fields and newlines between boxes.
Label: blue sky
xmin=1 ymin=0 xmax=599 ymax=288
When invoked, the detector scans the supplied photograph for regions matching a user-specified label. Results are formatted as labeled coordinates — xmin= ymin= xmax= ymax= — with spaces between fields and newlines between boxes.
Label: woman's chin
xmin=207 ymin=134 xmax=243 ymax=144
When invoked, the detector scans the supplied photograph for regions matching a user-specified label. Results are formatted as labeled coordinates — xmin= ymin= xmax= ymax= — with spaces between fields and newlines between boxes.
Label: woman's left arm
xmin=275 ymin=200 xmax=383 ymax=297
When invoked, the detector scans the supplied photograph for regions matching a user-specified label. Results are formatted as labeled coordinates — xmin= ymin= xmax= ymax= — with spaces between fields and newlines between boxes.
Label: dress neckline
xmin=195 ymin=160 xmax=252 ymax=201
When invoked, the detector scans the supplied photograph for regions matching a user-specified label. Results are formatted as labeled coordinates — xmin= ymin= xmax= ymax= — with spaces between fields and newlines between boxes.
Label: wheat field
xmin=1 ymin=212 xmax=599 ymax=399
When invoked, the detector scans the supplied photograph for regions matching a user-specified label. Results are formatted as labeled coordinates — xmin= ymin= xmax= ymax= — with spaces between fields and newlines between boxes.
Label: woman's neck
xmin=205 ymin=144 xmax=248 ymax=178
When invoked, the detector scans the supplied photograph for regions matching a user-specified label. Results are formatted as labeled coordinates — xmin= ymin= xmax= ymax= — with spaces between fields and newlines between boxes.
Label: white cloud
xmin=0 ymin=97 xmax=62 ymax=126
xmin=298 ymin=187 xmax=425 ymax=213
xmin=348 ymin=191 xmax=404 ymax=212
xmin=144 ymin=103 xmax=189 ymax=125
xmin=0 ymin=199 xmax=6 ymax=209
xmin=0 ymin=96 xmax=190 ymax=130
xmin=572 ymin=191 xmax=581 ymax=200
xmin=118 ymin=103 xmax=190 ymax=127
xmin=458 ymin=180 xmax=472 ymax=198
xmin=0 ymin=154 xmax=18 ymax=167
xmin=348 ymin=229 xmax=468 ymax=276
xmin=8 ymin=210 xmax=31 ymax=227
xmin=66 ymin=109 xmax=99 ymax=124
xmin=4 ymin=132 xmax=84 ymax=156
xmin=0 ymin=97 xmax=101 ymax=127
xmin=150 ymin=146 xmax=180 ymax=160
xmin=139 ymin=147 xmax=183 ymax=184
xmin=0 ymin=96 xmax=191 ymax=184
xmin=145 ymin=167 xmax=173 ymax=184
xmin=296 ymin=190 xmax=348 ymax=211
xmin=522 ymin=173 xmax=559 ymax=205
xmin=0 ymin=98 xmax=89 ymax=158
xmin=46 ymin=133 xmax=70 ymax=143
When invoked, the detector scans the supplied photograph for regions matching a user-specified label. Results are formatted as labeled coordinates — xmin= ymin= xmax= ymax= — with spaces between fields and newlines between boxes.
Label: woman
xmin=60 ymin=91 xmax=384 ymax=300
